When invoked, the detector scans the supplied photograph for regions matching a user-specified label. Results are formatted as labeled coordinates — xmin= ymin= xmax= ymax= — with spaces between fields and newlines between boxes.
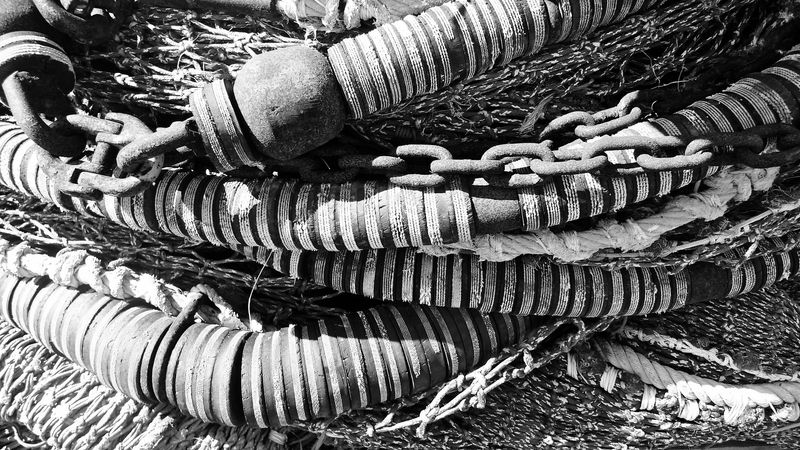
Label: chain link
xmin=251 ymin=122 xmax=800 ymax=188
xmin=539 ymin=91 xmax=647 ymax=140
xmin=39 ymin=93 xmax=800 ymax=192
xmin=39 ymin=113 xmax=165 ymax=199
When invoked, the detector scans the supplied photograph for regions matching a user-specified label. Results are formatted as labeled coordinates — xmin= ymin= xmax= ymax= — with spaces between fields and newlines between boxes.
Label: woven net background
xmin=1 ymin=0 xmax=800 ymax=448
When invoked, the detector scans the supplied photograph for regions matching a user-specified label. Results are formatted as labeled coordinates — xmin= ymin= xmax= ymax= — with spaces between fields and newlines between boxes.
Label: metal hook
xmin=2 ymin=73 xmax=85 ymax=157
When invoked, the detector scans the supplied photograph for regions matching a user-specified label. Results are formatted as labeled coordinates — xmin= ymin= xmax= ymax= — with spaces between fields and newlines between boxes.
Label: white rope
xmin=421 ymin=166 xmax=779 ymax=262
xmin=593 ymin=340 xmax=800 ymax=425
xmin=0 ymin=239 xmax=259 ymax=330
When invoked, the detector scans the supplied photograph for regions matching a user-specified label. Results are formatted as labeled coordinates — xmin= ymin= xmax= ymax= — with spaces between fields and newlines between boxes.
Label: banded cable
xmin=259 ymin=234 xmax=800 ymax=316
xmin=0 ymin=272 xmax=536 ymax=427
xmin=329 ymin=0 xmax=661 ymax=117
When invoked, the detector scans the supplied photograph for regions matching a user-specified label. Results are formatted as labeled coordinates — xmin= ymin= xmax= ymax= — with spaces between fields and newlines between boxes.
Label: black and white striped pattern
xmin=1 ymin=53 xmax=799 ymax=252
xmin=517 ymin=166 xmax=718 ymax=230
xmin=0 ymin=131 xmax=477 ymax=251
xmin=516 ymin=49 xmax=800 ymax=230
xmin=257 ymin=238 xmax=800 ymax=317
xmin=260 ymin=248 xmax=691 ymax=317
xmin=328 ymin=0 xmax=658 ymax=118
xmin=0 ymin=121 xmax=714 ymax=251
xmin=648 ymin=55 xmax=800 ymax=137
xmin=0 ymin=273 xmax=533 ymax=427
xmin=723 ymin=237 xmax=800 ymax=298
xmin=189 ymin=79 xmax=263 ymax=173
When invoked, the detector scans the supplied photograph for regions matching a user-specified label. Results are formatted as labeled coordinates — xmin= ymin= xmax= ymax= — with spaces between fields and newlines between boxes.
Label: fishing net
xmin=1 ymin=0 xmax=800 ymax=448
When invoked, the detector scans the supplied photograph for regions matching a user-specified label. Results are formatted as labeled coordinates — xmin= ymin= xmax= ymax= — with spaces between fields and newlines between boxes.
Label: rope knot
xmin=105 ymin=266 xmax=135 ymax=298
xmin=47 ymin=248 xmax=90 ymax=288
xmin=5 ymin=242 xmax=37 ymax=278
xmin=454 ymin=374 xmax=466 ymax=390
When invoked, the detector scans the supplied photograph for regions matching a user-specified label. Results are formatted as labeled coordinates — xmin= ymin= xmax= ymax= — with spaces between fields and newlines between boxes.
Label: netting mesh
xmin=1 ymin=0 xmax=800 ymax=447
xmin=71 ymin=0 xmax=800 ymax=151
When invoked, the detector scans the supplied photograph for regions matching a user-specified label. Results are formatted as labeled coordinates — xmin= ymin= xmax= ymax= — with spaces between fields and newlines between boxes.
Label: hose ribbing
xmin=0 ymin=121 xmax=715 ymax=251
xmin=257 ymin=235 xmax=800 ymax=316
xmin=329 ymin=0 xmax=660 ymax=117
xmin=0 ymin=272 xmax=535 ymax=427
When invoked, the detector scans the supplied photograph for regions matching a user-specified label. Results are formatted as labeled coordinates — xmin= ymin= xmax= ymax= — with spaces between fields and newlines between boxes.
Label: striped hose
xmin=0 ymin=51 xmax=796 ymax=253
xmin=518 ymin=52 xmax=800 ymax=230
xmin=0 ymin=271 xmax=535 ymax=427
xmin=254 ymin=235 xmax=800 ymax=316
xmin=0 ymin=123 xmax=713 ymax=251
xmin=329 ymin=0 xmax=661 ymax=117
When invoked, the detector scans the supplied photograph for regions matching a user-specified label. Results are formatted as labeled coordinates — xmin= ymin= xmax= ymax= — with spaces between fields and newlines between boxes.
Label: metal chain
xmin=31 ymin=90 xmax=800 ymax=195
xmin=538 ymin=90 xmax=646 ymax=141
xmin=272 ymin=122 xmax=800 ymax=188
xmin=40 ymin=112 xmax=165 ymax=199
xmin=240 ymin=89 xmax=799 ymax=188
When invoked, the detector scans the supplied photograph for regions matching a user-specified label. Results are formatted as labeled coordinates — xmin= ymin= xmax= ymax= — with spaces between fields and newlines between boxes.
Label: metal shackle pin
xmin=0 ymin=30 xmax=85 ymax=157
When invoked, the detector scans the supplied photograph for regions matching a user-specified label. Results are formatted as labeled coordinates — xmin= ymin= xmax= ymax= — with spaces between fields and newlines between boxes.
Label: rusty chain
xmin=22 ymin=89 xmax=800 ymax=196
xmin=270 ymin=123 xmax=800 ymax=188
xmin=39 ymin=112 xmax=165 ymax=200
xmin=232 ymin=89 xmax=800 ymax=188
xmin=539 ymin=90 xmax=647 ymax=141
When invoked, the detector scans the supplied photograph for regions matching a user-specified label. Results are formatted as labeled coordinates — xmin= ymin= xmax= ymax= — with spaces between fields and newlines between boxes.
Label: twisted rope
xmin=594 ymin=340 xmax=800 ymax=425
xmin=0 ymin=239 xmax=254 ymax=330
xmin=421 ymin=166 xmax=779 ymax=262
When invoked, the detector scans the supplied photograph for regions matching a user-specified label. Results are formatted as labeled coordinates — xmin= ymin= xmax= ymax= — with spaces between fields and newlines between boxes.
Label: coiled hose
xmin=0 ymin=271 xmax=535 ymax=427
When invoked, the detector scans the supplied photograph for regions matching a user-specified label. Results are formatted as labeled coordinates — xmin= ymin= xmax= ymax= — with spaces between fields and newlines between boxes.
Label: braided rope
xmin=665 ymin=193 xmax=800 ymax=258
xmin=421 ymin=166 xmax=779 ymax=262
xmin=594 ymin=340 xmax=800 ymax=425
